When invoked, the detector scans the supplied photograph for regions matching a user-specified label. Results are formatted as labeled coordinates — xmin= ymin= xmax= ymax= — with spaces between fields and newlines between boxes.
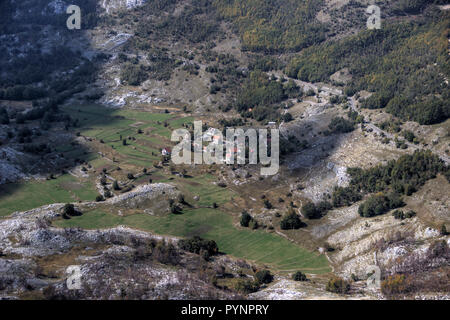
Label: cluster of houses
xmin=162 ymin=126 xmax=276 ymax=162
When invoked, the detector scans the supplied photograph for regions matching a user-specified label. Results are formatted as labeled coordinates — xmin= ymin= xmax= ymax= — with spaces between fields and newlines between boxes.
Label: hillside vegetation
xmin=213 ymin=0 xmax=326 ymax=52
xmin=286 ymin=8 xmax=450 ymax=124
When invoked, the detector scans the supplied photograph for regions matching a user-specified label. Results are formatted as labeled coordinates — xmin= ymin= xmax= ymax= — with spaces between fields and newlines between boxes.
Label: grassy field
xmin=55 ymin=207 xmax=330 ymax=273
xmin=0 ymin=174 xmax=97 ymax=217
xmin=61 ymin=104 xmax=194 ymax=167
xmin=52 ymin=162 xmax=330 ymax=273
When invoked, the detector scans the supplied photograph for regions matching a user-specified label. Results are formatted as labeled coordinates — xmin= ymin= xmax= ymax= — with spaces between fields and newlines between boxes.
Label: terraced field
xmin=61 ymin=104 xmax=194 ymax=167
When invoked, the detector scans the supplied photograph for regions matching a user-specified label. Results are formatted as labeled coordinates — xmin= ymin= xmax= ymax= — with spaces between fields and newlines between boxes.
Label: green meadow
xmin=61 ymin=104 xmax=194 ymax=166
xmin=0 ymin=174 xmax=97 ymax=217
xmin=53 ymin=168 xmax=329 ymax=273
xmin=55 ymin=207 xmax=330 ymax=273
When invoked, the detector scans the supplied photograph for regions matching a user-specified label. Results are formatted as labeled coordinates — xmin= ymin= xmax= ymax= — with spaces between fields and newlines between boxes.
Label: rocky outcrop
xmin=0 ymin=195 xmax=240 ymax=300
xmin=108 ymin=183 xmax=181 ymax=215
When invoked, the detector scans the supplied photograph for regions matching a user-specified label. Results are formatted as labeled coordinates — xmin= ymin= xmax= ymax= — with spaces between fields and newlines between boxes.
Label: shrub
xmin=217 ymin=181 xmax=227 ymax=188
xmin=170 ymin=203 xmax=182 ymax=214
xmin=283 ymin=113 xmax=293 ymax=122
xmin=358 ymin=193 xmax=404 ymax=218
xmin=345 ymin=150 xmax=446 ymax=198
xmin=178 ymin=194 xmax=186 ymax=204
xmin=326 ymin=277 xmax=350 ymax=294
xmin=317 ymin=201 xmax=332 ymax=213
xmin=381 ymin=274 xmax=408 ymax=297
xmin=249 ymin=219 xmax=259 ymax=230
xmin=292 ymin=271 xmax=307 ymax=281
xmin=327 ymin=117 xmax=354 ymax=134
xmin=301 ymin=202 xmax=319 ymax=219
xmin=127 ymin=173 xmax=135 ymax=180
xmin=113 ymin=180 xmax=120 ymax=190
xmin=63 ymin=203 xmax=76 ymax=217
xmin=0 ymin=108 xmax=9 ymax=124
xmin=120 ymin=63 xmax=148 ymax=86
xmin=332 ymin=187 xmax=362 ymax=207
xmin=280 ymin=209 xmax=304 ymax=230
xmin=255 ymin=270 xmax=273 ymax=284
xmin=405 ymin=210 xmax=416 ymax=219
xmin=95 ymin=195 xmax=104 ymax=202
xmin=402 ymin=130 xmax=415 ymax=142
xmin=392 ymin=209 xmax=404 ymax=220
xmin=178 ymin=236 xmax=219 ymax=258
xmin=152 ymin=241 xmax=181 ymax=266
xmin=441 ymin=224 xmax=448 ymax=236
xmin=234 ymin=279 xmax=260 ymax=294
xmin=263 ymin=199 xmax=273 ymax=209
xmin=240 ymin=211 xmax=252 ymax=227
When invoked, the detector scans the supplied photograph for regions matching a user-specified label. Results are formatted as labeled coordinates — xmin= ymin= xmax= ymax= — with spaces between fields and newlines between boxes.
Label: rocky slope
xmin=0 ymin=184 xmax=242 ymax=300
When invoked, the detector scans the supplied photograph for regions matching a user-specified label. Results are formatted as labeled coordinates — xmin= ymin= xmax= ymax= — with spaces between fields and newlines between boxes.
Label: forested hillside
xmin=286 ymin=8 xmax=450 ymax=124
xmin=213 ymin=0 xmax=327 ymax=52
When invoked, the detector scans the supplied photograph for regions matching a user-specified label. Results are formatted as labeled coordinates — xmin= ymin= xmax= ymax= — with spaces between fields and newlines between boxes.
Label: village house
xmin=161 ymin=148 xmax=171 ymax=156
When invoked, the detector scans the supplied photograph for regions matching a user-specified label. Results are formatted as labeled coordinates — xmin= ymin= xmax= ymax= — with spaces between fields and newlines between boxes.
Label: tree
xmin=170 ymin=203 xmax=182 ymax=214
xmin=234 ymin=279 xmax=260 ymax=294
xmin=292 ymin=271 xmax=307 ymax=281
xmin=113 ymin=180 xmax=120 ymax=190
xmin=441 ymin=224 xmax=448 ymax=236
xmin=263 ymin=199 xmax=273 ymax=209
xmin=249 ymin=219 xmax=258 ymax=230
xmin=301 ymin=202 xmax=319 ymax=219
xmin=332 ymin=187 xmax=362 ymax=207
xmin=63 ymin=203 xmax=76 ymax=217
xmin=120 ymin=63 xmax=148 ymax=86
xmin=381 ymin=274 xmax=407 ymax=297
xmin=255 ymin=270 xmax=273 ymax=284
xmin=240 ymin=211 xmax=252 ymax=227
xmin=280 ymin=209 xmax=304 ymax=230
xmin=358 ymin=193 xmax=404 ymax=218
xmin=178 ymin=236 xmax=219 ymax=258
xmin=402 ymin=130 xmax=415 ymax=142
xmin=0 ymin=108 xmax=9 ymax=124
xmin=178 ymin=194 xmax=187 ymax=205
xmin=283 ymin=113 xmax=293 ymax=122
